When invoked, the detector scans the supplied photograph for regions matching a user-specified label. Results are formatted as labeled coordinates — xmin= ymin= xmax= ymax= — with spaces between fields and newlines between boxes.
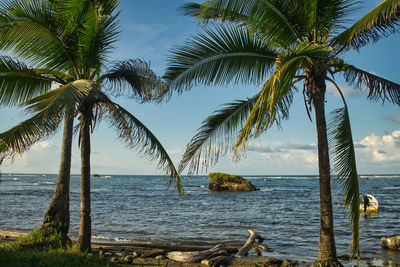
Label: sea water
xmin=1 ymin=173 xmax=399 ymax=266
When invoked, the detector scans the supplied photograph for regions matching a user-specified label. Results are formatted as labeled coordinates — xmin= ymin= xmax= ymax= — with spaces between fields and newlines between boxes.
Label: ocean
xmin=1 ymin=173 xmax=399 ymax=266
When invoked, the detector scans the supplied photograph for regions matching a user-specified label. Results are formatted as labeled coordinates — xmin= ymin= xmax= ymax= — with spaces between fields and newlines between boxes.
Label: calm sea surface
xmin=1 ymin=173 xmax=399 ymax=266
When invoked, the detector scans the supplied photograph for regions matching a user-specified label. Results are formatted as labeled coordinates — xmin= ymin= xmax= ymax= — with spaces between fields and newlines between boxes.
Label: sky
xmin=0 ymin=0 xmax=399 ymax=176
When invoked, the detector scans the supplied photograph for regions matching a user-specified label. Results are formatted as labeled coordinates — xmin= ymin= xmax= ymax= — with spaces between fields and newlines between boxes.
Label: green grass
xmin=0 ymin=228 xmax=116 ymax=267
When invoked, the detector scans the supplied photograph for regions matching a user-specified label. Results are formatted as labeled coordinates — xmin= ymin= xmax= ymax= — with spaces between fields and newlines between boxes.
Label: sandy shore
xmin=0 ymin=230 xmax=303 ymax=266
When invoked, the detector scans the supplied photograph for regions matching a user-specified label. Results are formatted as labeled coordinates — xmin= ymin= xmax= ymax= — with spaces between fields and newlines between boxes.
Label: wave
xmin=383 ymin=187 xmax=400 ymax=190
xmin=104 ymin=176 xmax=112 ymax=178
xmin=92 ymin=235 xmax=112 ymax=241
xmin=1 ymin=178 xmax=20 ymax=181
xmin=361 ymin=175 xmax=400 ymax=179
xmin=41 ymin=182 xmax=56 ymax=185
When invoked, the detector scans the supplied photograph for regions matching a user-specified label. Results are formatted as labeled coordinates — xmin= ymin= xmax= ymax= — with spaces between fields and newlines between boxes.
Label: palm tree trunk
xmin=309 ymin=75 xmax=342 ymax=267
xmin=42 ymin=112 xmax=73 ymax=243
xmin=78 ymin=108 xmax=91 ymax=251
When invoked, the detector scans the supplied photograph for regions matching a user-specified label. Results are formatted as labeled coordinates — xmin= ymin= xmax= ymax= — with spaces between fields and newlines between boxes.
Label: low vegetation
xmin=208 ymin=172 xmax=250 ymax=184
xmin=0 ymin=228 xmax=115 ymax=267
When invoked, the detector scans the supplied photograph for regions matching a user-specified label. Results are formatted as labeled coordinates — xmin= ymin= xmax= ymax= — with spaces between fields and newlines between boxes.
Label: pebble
xmin=110 ymin=257 xmax=119 ymax=263
xmin=104 ymin=252 xmax=113 ymax=257
xmin=156 ymin=255 xmax=166 ymax=260
xmin=132 ymin=251 xmax=141 ymax=257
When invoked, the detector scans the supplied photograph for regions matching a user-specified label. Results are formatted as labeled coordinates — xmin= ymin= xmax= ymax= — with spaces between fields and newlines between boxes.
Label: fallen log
xmin=166 ymin=244 xmax=227 ymax=263
xmin=166 ymin=229 xmax=264 ymax=263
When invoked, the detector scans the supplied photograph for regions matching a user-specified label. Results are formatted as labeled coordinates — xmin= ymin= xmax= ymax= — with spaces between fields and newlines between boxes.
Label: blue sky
xmin=1 ymin=0 xmax=399 ymax=175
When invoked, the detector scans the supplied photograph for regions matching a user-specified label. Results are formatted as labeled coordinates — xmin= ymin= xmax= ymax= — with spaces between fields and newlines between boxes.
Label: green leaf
xmin=25 ymin=79 xmax=91 ymax=113
xmin=165 ymin=25 xmax=278 ymax=92
xmin=102 ymin=59 xmax=169 ymax=103
xmin=0 ymin=56 xmax=53 ymax=106
xmin=0 ymin=0 xmax=79 ymax=72
xmin=328 ymin=105 xmax=360 ymax=259
xmin=180 ymin=0 xmax=301 ymax=46
xmin=334 ymin=0 xmax=400 ymax=50
xmin=343 ymin=65 xmax=400 ymax=105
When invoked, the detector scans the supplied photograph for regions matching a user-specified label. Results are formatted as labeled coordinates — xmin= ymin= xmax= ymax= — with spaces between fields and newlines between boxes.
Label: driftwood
xmin=166 ymin=229 xmax=265 ymax=265
xmin=235 ymin=229 xmax=264 ymax=257
xmin=166 ymin=244 xmax=227 ymax=263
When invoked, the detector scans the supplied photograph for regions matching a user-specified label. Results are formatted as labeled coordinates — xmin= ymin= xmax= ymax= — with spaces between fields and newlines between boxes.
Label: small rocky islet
xmin=208 ymin=172 xmax=259 ymax=192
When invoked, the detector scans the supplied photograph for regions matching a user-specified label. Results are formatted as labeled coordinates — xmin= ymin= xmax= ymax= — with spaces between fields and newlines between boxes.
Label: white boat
xmin=359 ymin=194 xmax=378 ymax=213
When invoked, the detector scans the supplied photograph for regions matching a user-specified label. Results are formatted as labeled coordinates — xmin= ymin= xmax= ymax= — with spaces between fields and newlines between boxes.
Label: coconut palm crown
xmin=164 ymin=0 xmax=400 ymax=265
xmin=0 ymin=0 xmax=182 ymax=251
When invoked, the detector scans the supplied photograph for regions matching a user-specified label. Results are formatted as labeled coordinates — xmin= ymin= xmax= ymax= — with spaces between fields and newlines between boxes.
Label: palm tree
xmin=0 ymin=0 xmax=182 ymax=252
xmin=164 ymin=0 xmax=400 ymax=265
xmin=0 ymin=0 xmax=75 ymax=241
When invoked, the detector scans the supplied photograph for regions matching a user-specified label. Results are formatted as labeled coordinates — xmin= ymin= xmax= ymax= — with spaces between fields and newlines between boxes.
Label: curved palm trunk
xmin=78 ymin=108 xmax=91 ymax=251
xmin=309 ymin=74 xmax=342 ymax=267
xmin=42 ymin=112 xmax=73 ymax=242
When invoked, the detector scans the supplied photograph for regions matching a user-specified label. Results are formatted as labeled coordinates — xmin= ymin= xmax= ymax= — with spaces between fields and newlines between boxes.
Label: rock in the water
xmin=381 ymin=235 xmax=400 ymax=250
xmin=208 ymin=172 xmax=259 ymax=192
xmin=93 ymin=173 xmax=101 ymax=178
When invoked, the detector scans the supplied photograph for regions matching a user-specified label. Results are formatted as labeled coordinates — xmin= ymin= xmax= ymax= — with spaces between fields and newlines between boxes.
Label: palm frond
xmin=102 ymin=59 xmax=169 ymax=102
xmin=165 ymin=25 xmax=278 ymax=93
xmin=77 ymin=1 xmax=120 ymax=74
xmin=25 ymin=79 xmax=92 ymax=112
xmin=327 ymin=78 xmax=360 ymax=258
xmin=306 ymin=0 xmax=356 ymax=39
xmin=343 ymin=65 xmax=400 ymax=105
xmin=178 ymin=94 xmax=259 ymax=175
xmin=234 ymin=76 xmax=294 ymax=156
xmin=0 ymin=100 xmax=66 ymax=156
xmin=328 ymin=105 xmax=360 ymax=259
xmin=180 ymin=2 xmax=249 ymax=23
xmin=180 ymin=0 xmax=301 ymax=46
xmin=235 ymin=43 xmax=328 ymax=153
xmin=334 ymin=0 xmax=400 ymax=50
xmin=0 ymin=0 xmax=79 ymax=72
xmin=97 ymin=97 xmax=183 ymax=194
xmin=0 ymin=56 xmax=53 ymax=106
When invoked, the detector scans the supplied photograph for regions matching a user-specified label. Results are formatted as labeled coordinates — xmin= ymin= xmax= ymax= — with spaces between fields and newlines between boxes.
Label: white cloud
xmin=356 ymin=130 xmax=400 ymax=167
xmin=2 ymin=141 xmax=61 ymax=173
xmin=326 ymin=83 xmax=363 ymax=98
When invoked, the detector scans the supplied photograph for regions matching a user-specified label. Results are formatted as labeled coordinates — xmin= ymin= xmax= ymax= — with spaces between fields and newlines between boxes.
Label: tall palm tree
xmin=165 ymin=0 xmax=400 ymax=265
xmin=0 ymin=0 xmax=182 ymax=252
